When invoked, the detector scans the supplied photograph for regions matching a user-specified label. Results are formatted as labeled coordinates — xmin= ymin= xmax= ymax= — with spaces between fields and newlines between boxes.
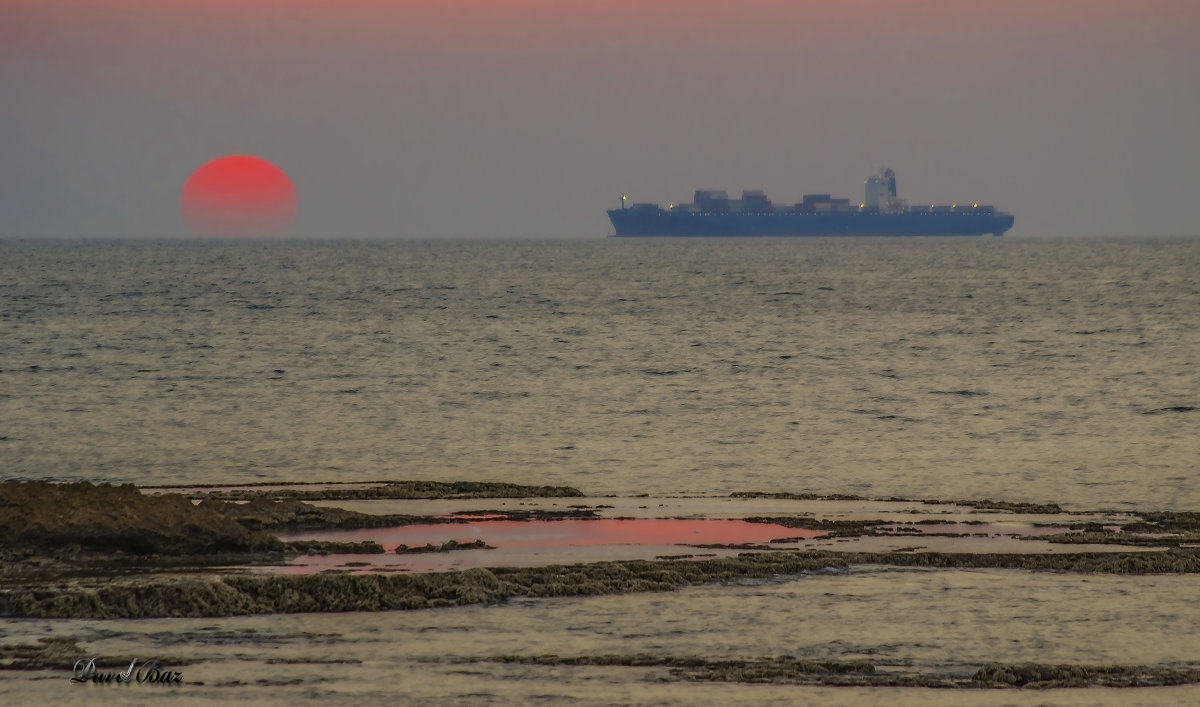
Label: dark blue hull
xmin=608 ymin=210 xmax=1015 ymax=237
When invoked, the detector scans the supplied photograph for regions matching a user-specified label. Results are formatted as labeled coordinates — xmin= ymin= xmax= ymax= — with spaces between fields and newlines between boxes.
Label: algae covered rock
xmin=0 ymin=481 xmax=276 ymax=555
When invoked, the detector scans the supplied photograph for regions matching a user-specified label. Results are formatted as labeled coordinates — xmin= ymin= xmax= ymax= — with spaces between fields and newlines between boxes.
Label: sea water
xmin=2 ymin=236 xmax=1199 ymax=705
xmin=3 ymin=236 xmax=1198 ymax=507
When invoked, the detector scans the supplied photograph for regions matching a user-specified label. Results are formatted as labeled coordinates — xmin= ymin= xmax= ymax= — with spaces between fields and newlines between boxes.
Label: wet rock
xmin=971 ymin=662 xmax=1200 ymax=688
xmin=734 ymin=491 xmax=1063 ymax=514
xmin=395 ymin=539 xmax=493 ymax=554
xmin=286 ymin=540 xmax=386 ymax=555
xmin=0 ymin=481 xmax=277 ymax=556
xmin=687 ymin=543 xmax=775 ymax=550
xmin=0 ymin=553 xmax=845 ymax=619
xmin=487 ymin=653 xmax=874 ymax=674
xmin=1125 ymin=511 xmax=1200 ymax=533
xmin=745 ymin=516 xmax=887 ymax=537
xmin=838 ymin=548 xmax=1200 ymax=573
xmin=924 ymin=498 xmax=1064 ymax=514
xmin=1141 ymin=406 xmax=1196 ymax=415
xmin=1042 ymin=531 xmax=1195 ymax=547
xmin=7 ymin=547 xmax=1200 ymax=619
xmin=198 ymin=481 xmax=584 ymax=502
xmin=731 ymin=491 xmax=867 ymax=501
xmin=478 ymin=654 xmax=918 ymax=686
xmin=474 ymin=655 xmax=1200 ymax=688
xmin=450 ymin=508 xmax=600 ymax=521
xmin=199 ymin=497 xmax=444 ymax=532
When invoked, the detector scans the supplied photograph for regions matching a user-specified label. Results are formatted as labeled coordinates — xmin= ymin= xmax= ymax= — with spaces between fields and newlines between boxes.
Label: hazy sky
xmin=3 ymin=0 xmax=1198 ymax=238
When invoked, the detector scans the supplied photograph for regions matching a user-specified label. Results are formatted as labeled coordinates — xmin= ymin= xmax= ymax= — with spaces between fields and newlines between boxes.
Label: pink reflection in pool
xmin=286 ymin=518 xmax=815 ymax=550
xmin=272 ymin=519 xmax=822 ymax=574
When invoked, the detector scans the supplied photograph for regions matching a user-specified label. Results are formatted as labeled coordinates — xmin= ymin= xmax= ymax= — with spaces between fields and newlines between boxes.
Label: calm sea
xmin=2 ymin=236 xmax=1199 ymax=705
xmin=3 ymin=236 xmax=1198 ymax=508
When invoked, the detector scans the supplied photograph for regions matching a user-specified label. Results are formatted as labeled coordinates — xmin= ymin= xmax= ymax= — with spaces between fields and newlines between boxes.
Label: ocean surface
xmin=2 ymin=236 xmax=1199 ymax=705
xmin=4 ymin=236 xmax=1199 ymax=507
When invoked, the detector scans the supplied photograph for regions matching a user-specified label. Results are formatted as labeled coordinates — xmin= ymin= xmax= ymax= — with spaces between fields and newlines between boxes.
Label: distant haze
xmin=3 ymin=0 xmax=1198 ymax=238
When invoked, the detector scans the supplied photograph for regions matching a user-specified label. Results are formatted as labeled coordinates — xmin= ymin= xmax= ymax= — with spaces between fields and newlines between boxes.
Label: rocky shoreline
xmin=0 ymin=480 xmax=584 ymax=574
xmin=5 ymin=481 xmax=1200 ymax=693
xmin=5 ymin=480 xmax=1200 ymax=621
xmin=8 ymin=547 xmax=1200 ymax=620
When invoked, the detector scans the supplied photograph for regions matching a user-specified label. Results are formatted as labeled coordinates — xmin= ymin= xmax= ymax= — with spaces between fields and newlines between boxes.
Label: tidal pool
xmin=274 ymin=518 xmax=822 ymax=573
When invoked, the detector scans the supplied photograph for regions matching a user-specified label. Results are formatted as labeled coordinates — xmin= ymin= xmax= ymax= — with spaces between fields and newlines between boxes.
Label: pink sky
xmin=3 ymin=0 xmax=1198 ymax=236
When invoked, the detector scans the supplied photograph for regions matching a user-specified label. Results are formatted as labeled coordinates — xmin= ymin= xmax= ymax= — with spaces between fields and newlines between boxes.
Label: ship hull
xmin=607 ymin=210 xmax=1015 ymax=237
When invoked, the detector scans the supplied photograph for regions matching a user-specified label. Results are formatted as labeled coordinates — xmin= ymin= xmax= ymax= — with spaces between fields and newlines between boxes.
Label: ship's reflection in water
xmin=275 ymin=519 xmax=821 ymax=574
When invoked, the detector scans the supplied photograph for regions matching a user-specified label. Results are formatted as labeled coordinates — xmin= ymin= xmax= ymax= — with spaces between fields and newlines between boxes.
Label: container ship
xmin=607 ymin=168 xmax=1014 ymax=237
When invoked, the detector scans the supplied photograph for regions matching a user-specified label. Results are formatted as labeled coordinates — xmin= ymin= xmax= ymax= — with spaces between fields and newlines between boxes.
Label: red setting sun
xmin=180 ymin=155 xmax=297 ymax=238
